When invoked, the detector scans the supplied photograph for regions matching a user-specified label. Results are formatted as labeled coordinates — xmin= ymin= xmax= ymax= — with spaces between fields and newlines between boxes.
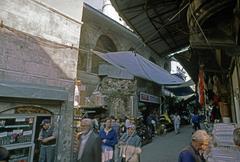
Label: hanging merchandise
xmin=74 ymin=80 xmax=81 ymax=107
xmin=207 ymin=76 xmax=214 ymax=102
xmin=198 ymin=65 xmax=205 ymax=108
xmin=213 ymin=75 xmax=221 ymax=96
xmin=208 ymin=76 xmax=213 ymax=90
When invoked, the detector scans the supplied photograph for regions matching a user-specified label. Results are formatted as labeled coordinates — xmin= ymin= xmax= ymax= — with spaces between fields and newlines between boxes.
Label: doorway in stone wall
xmin=15 ymin=106 xmax=53 ymax=162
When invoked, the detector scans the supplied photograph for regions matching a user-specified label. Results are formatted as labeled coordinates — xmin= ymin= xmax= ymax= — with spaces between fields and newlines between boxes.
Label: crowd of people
xmin=75 ymin=116 xmax=141 ymax=162
xmin=1 ymin=115 xmax=240 ymax=162
xmin=74 ymin=112 xmax=239 ymax=162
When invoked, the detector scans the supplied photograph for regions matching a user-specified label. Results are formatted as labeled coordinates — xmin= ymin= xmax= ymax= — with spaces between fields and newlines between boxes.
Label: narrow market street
xmin=141 ymin=125 xmax=192 ymax=162
xmin=1 ymin=1 xmax=240 ymax=162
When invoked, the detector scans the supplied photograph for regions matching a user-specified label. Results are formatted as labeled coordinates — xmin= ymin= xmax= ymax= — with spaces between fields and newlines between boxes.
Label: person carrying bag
xmin=118 ymin=124 xmax=142 ymax=162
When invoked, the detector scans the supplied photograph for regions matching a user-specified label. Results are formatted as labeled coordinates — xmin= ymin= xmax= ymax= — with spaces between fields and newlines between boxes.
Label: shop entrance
xmin=15 ymin=107 xmax=53 ymax=162
xmin=139 ymin=102 xmax=159 ymax=124
xmin=33 ymin=115 xmax=51 ymax=162
xmin=0 ymin=106 xmax=53 ymax=162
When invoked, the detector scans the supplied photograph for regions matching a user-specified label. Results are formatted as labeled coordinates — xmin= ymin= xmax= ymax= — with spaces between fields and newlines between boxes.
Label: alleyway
xmin=140 ymin=125 xmax=193 ymax=162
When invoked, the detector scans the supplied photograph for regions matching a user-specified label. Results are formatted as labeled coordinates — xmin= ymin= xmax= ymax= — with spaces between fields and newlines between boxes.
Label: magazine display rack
xmin=0 ymin=115 xmax=36 ymax=162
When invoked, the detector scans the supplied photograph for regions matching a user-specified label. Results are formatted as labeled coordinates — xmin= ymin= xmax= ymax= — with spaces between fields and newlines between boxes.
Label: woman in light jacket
xmin=118 ymin=124 xmax=142 ymax=162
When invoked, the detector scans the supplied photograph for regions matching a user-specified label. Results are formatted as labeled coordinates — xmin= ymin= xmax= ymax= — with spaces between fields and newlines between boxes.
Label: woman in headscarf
xmin=118 ymin=124 xmax=142 ymax=162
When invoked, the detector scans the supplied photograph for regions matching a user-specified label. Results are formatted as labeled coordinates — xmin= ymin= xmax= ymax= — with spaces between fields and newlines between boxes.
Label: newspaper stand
xmin=0 ymin=115 xmax=36 ymax=162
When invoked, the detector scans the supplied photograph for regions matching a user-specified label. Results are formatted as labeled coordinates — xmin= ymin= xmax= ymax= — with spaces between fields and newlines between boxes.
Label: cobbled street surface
xmin=140 ymin=125 xmax=193 ymax=162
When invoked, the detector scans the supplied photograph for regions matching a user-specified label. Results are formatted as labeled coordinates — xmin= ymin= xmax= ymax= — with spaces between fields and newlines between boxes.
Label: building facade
xmin=76 ymin=4 xmax=168 ymax=119
xmin=0 ymin=0 xmax=83 ymax=161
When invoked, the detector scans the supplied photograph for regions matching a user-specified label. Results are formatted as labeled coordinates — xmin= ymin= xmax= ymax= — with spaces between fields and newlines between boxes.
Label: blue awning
xmin=165 ymin=86 xmax=194 ymax=96
xmin=93 ymin=51 xmax=185 ymax=85
xmin=165 ymin=79 xmax=195 ymax=96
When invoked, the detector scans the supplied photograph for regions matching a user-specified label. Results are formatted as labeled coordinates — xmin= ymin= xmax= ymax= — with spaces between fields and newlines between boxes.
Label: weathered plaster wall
xmin=35 ymin=0 xmax=83 ymax=22
xmin=0 ymin=28 xmax=78 ymax=84
xmin=0 ymin=0 xmax=81 ymax=48
xmin=0 ymin=0 xmax=83 ymax=161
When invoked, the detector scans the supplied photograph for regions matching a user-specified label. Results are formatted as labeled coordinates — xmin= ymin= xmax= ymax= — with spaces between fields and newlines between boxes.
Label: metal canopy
xmin=111 ymin=0 xmax=236 ymax=83
xmin=111 ymin=0 xmax=189 ymax=57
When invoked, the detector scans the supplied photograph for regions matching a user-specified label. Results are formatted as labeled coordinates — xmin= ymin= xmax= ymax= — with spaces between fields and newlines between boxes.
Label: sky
xmin=171 ymin=61 xmax=191 ymax=81
xmin=84 ymin=0 xmax=103 ymax=10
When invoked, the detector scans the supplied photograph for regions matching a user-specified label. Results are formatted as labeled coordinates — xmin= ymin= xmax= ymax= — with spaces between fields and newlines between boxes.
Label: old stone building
xmin=0 ymin=0 xmax=83 ymax=161
xmin=77 ymin=3 xmax=171 ymax=119
xmin=0 ymin=1 xmax=177 ymax=161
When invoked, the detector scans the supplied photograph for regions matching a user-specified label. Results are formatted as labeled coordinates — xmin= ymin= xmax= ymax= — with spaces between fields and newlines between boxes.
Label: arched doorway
xmin=0 ymin=106 xmax=54 ymax=162
xmin=92 ymin=35 xmax=117 ymax=73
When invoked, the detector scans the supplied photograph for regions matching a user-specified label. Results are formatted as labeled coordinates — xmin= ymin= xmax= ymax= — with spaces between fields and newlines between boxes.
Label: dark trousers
xmin=193 ymin=123 xmax=201 ymax=131
xmin=39 ymin=144 xmax=55 ymax=162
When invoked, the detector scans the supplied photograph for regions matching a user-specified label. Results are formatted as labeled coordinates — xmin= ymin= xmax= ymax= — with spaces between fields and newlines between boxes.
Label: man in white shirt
xmin=173 ymin=113 xmax=181 ymax=134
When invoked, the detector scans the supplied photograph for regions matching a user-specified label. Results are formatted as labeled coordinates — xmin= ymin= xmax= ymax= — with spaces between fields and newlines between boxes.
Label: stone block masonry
xmin=0 ymin=0 xmax=83 ymax=161
xmin=0 ymin=28 xmax=78 ymax=84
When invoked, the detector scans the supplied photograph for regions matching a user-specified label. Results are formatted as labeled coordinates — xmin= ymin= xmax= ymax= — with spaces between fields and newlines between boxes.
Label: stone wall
xmin=99 ymin=77 xmax=137 ymax=117
xmin=35 ymin=0 xmax=83 ymax=22
xmin=78 ymin=4 xmax=169 ymax=73
xmin=0 ymin=28 xmax=78 ymax=86
xmin=0 ymin=0 xmax=83 ymax=161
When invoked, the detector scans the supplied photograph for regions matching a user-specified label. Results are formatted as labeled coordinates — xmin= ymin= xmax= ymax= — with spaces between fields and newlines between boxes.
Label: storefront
xmin=0 ymin=111 xmax=53 ymax=162
xmin=139 ymin=92 xmax=160 ymax=105
xmin=138 ymin=92 xmax=160 ymax=118
xmin=0 ymin=81 xmax=68 ymax=162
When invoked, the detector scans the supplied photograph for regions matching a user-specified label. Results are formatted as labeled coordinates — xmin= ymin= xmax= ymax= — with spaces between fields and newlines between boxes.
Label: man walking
xmin=173 ymin=113 xmax=181 ymax=134
xmin=192 ymin=112 xmax=201 ymax=131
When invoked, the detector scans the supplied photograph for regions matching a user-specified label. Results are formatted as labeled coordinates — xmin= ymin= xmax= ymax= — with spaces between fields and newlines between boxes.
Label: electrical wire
xmin=134 ymin=2 xmax=190 ymax=51
xmin=0 ymin=23 xmax=109 ymax=54
xmin=189 ymin=2 xmax=213 ymax=49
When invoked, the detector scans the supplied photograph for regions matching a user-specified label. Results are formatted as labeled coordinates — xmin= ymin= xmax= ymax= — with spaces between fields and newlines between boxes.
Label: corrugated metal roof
xmin=111 ymin=0 xmax=189 ymax=57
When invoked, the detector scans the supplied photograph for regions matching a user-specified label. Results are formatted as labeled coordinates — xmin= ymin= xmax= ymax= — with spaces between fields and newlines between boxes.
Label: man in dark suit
xmin=77 ymin=118 xmax=101 ymax=162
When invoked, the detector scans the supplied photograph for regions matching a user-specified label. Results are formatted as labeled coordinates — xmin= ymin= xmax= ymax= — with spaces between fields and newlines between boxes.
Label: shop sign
xmin=139 ymin=92 xmax=160 ymax=104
